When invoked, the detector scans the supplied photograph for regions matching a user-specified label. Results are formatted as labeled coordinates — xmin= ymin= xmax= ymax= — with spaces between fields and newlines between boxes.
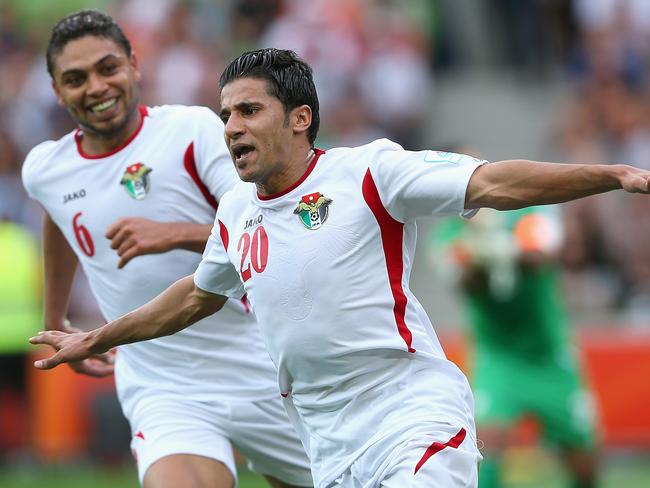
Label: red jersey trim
xmin=257 ymin=148 xmax=325 ymax=201
xmin=241 ymin=294 xmax=251 ymax=313
xmin=218 ymin=219 xmax=229 ymax=250
xmin=75 ymin=105 xmax=148 ymax=159
xmin=362 ymin=168 xmax=415 ymax=353
xmin=184 ymin=142 xmax=219 ymax=211
xmin=414 ymin=427 xmax=466 ymax=475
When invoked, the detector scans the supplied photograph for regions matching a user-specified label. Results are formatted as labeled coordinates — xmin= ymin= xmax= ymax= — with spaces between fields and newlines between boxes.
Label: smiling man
xmin=30 ymin=48 xmax=650 ymax=488
xmin=45 ymin=30 xmax=141 ymax=147
xmin=22 ymin=13 xmax=312 ymax=488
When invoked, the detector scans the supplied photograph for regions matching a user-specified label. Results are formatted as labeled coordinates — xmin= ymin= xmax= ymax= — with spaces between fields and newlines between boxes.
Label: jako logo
xmin=63 ymin=189 xmax=86 ymax=204
xmin=244 ymin=215 xmax=263 ymax=230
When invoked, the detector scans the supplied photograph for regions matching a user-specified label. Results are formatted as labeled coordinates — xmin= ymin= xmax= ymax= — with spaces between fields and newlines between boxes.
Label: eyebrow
xmin=219 ymin=101 xmax=260 ymax=119
xmin=60 ymin=53 xmax=122 ymax=77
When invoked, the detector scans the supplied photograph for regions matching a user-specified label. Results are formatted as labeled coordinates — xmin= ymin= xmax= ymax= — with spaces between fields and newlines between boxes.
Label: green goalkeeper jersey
xmin=432 ymin=207 xmax=571 ymax=361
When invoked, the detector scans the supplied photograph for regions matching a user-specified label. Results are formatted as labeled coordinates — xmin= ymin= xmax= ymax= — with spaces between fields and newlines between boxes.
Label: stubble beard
xmin=75 ymin=92 xmax=140 ymax=140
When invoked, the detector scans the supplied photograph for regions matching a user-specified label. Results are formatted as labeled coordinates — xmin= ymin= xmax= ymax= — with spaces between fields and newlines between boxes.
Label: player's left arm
xmin=465 ymin=160 xmax=650 ymax=210
xmin=105 ymin=219 xmax=211 ymax=269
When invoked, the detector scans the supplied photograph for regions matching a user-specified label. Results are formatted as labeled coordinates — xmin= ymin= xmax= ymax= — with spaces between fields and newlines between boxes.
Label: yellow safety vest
xmin=0 ymin=221 xmax=42 ymax=353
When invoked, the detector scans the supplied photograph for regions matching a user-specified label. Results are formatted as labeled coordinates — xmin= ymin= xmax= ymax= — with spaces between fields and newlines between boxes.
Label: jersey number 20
xmin=237 ymin=226 xmax=268 ymax=281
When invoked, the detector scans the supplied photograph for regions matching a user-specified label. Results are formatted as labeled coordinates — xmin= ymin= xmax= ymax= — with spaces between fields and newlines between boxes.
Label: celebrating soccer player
xmin=31 ymin=48 xmax=650 ymax=487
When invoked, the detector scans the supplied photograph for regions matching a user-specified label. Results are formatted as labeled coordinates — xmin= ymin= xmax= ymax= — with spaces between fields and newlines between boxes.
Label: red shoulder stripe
xmin=183 ymin=142 xmax=218 ymax=211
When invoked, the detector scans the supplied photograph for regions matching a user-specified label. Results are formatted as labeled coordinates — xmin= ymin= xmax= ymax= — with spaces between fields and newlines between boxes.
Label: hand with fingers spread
xmin=58 ymin=321 xmax=115 ymax=377
xmin=105 ymin=218 xmax=211 ymax=269
xmin=30 ymin=328 xmax=105 ymax=372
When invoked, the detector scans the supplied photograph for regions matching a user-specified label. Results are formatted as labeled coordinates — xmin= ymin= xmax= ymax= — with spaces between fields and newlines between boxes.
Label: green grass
xmin=500 ymin=447 xmax=650 ymax=488
xmin=0 ymin=464 xmax=269 ymax=488
xmin=0 ymin=453 xmax=648 ymax=487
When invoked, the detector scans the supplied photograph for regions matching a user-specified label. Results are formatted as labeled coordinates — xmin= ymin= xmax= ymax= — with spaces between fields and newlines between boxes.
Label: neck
xmin=256 ymin=145 xmax=316 ymax=197
xmin=304 ymin=148 xmax=315 ymax=166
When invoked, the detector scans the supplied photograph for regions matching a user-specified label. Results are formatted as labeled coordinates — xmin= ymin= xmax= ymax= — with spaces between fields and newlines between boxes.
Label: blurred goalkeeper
xmin=431 ymin=205 xmax=598 ymax=488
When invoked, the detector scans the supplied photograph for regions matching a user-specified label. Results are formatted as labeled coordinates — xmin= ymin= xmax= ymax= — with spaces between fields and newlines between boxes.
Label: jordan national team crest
xmin=120 ymin=162 xmax=152 ymax=200
xmin=294 ymin=192 xmax=332 ymax=230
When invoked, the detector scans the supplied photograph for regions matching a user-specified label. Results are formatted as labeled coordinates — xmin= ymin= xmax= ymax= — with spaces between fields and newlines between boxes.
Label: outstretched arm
xmin=105 ymin=218 xmax=212 ymax=268
xmin=42 ymin=213 xmax=114 ymax=377
xmin=30 ymin=275 xmax=227 ymax=370
xmin=465 ymin=161 xmax=650 ymax=210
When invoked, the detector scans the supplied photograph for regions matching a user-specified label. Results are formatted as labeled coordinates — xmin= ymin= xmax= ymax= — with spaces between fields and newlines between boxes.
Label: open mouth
xmin=231 ymin=144 xmax=255 ymax=162
xmin=89 ymin=98 xmax=118 ymax=114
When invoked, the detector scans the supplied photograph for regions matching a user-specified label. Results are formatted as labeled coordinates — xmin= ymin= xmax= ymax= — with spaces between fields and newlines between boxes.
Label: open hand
xmin=54 ymin=321 xmax=115 ymax=377
xmin=30 ymin=329 xmax=107 ymax=373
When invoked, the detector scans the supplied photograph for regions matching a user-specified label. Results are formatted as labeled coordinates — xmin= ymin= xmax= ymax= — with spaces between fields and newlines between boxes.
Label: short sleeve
xmin=368 ymin=144 xmax=486 ymax=222
xmin=21 ymin=140 xmax=55 ymax=200
xmin=21 ymin=156 xmax=36 ymax=199
xmin=194 ymin=217 xmax=245 ymax=298
xmin=192 ymin=108 xmax=239 ymax=202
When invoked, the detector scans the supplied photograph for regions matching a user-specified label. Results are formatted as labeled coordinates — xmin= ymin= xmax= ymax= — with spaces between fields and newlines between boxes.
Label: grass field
xmin=0 ymin=463 xmax=269 ymax=488
xmin=1 ymin=452 xmax=649 ymax=487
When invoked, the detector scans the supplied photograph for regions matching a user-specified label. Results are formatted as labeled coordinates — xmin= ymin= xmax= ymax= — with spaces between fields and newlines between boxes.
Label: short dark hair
xmin=220 ymin=48 xmax=320 ymax=145
xmin=46 ymin=10 xmax=131 ymax=77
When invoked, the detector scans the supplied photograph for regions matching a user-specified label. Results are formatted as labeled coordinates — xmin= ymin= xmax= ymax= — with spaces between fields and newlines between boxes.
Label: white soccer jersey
xmin=195 ymin=139 xmax=485 ymax=486
xmin=22 ymin=105 xmax=279 ymax=403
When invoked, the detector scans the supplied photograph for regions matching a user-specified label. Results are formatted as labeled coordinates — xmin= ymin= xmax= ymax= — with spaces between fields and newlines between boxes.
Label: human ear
xmin=292 ymin=104 xmax=312 ymax=135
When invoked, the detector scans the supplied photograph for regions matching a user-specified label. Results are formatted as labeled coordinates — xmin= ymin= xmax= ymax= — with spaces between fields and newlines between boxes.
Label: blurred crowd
xmin=558 ymin=0 xmax=650 ymax=323
xmin=1 ymin=0 xmax=650 ymax=328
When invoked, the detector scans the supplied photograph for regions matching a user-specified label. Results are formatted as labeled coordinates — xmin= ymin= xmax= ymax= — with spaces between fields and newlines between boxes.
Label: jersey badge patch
xmin=424 ymin=150 xmax=464 ymax=164
xmin=120 ymin=162 xmax=152 ymax=200
xmin=293 ymin=192 xmax=332 ymax=230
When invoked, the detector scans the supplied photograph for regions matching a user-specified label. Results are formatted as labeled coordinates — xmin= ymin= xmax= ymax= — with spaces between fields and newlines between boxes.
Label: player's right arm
xmin=42 ymin=213 xmax=115 ymax=377
xmin=30 ymin=275 xmax=228 ymax=370
xmin=105 ymin=218 xmax=212 ymax=268
xmin=42 ymin=212 xmax=77 ymax=332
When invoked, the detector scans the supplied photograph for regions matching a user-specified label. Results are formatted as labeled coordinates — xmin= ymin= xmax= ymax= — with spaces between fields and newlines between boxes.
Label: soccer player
xmin=30 ymin=48 xmax=650 ymax=488
xmin=22 ymin=14 xmax=311 ymax=488
xmin=431 ymin=206 xmax=598 ymax=488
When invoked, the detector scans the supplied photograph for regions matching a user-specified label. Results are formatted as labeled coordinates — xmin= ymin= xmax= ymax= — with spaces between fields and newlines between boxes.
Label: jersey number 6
xmin=237 ymin=226 xmax=268 ymax=282
xmin=72 ymin=212 xmax=95 ymax=257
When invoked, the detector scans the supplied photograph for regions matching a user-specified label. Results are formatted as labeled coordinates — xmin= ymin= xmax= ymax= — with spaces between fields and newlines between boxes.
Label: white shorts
xmin=126 ymin=393 xmax=312 ymax=486
xmin=331 ymin=424 xmax=480 ymax=488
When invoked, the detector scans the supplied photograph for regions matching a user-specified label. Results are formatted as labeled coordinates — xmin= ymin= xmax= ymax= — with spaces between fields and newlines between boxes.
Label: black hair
xmin=46 ymin=10 xmax=131 ymax=77
xmin=220 ymin=48 xmax=320 ymax=145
